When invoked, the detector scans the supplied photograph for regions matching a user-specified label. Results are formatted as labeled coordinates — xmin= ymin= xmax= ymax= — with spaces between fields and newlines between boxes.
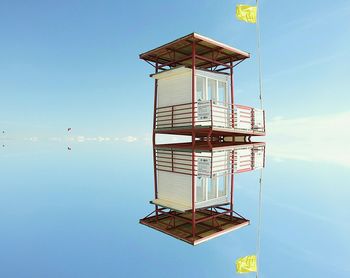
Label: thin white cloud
xmin=282 ymin=4 xmax=350 ymax=31
xmin=24 ymin=137 xmax=39 ymax=142
xmin=49 ymin=137 xmax=62 ymax=141
xmin=76 ymin=136 xmax=85 ymax=142
xmin=266 ymin=111 xmax=350 ymax=168
xmin=122 ymin=136 xmax=138 ymax=142
xmin=264 ymin=52 xmax=346 ymax=83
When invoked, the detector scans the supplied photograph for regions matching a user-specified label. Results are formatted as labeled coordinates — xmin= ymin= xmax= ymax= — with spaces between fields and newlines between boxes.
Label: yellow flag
xmin=236 ymin=255 xmax=257 ymax=273
xmin=236 ymin=4 xmax=257 ymax=23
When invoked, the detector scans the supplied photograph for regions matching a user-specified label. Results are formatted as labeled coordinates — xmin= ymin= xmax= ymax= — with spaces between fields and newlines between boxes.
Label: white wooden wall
xmin=153 ymin=67 xmax=231 ymax=129
xmin=157 ymin=170 xmax=230 ymax=210
xmin=157 ymin=171 xmax=192 ymax=207
xmin=157 ymin=72 xmax=192 ymax=107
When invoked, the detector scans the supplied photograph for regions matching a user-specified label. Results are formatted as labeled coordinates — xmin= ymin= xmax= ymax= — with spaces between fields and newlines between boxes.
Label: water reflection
xmin=140 ymin=141 xmax=265 ymax=245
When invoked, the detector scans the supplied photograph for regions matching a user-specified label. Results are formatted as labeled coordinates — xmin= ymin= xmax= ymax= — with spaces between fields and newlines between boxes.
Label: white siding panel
xmin=234 ymin=107 xmax=253 ymax=130
xmin=212 ymin=106 xmax=230 ymax=128
xmin=253 ymin=109 xmax=264 ymax=131
xmin=212 ymin=150 xmax=230 ymax=175
xmin=253 ymin=146 xmax=265 ymax=169
xmin=157 ymin=73 xmax=191 ymax=107
xmin=234 ymin=148 xmax=252 ymax=172
xmin=157 ymin=171 xmax=191 ymax=207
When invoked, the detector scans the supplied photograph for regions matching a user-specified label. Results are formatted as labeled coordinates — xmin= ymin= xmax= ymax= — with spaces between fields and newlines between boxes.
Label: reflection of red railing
xmin=155 ymin=145 xmax=265 ymax=177
xmin=155 ymin=101 xmax=265 ymax=132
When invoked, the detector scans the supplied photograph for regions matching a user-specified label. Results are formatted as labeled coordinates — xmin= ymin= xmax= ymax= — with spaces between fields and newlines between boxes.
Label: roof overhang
xmin=140 ymin=33 xmax=250 ymax=71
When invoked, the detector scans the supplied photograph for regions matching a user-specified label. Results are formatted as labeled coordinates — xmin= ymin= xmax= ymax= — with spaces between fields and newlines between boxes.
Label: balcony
xmin=155 ymin=101 xmax=265 ymax=137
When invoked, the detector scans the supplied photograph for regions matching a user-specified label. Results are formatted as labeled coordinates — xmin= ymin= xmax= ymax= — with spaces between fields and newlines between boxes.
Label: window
xmin=207 ymin=78 xmax=216 ymax=101
xmin=196 ymin=75 xmax=228 ymax=104
xmin=196 ymin=175 xmax=228 ymax=203
xmin=207 ymin=178 xmax=217 ymax=200
xmin=196 ymin=76 xmax=205 ymax=101
xmin=196 ymin=177 xmax=206 ymax=202
xmin=217 ymin=175 xmax=226 ymax=197
xmin=218 ymin=81 xmax=226 ymax=105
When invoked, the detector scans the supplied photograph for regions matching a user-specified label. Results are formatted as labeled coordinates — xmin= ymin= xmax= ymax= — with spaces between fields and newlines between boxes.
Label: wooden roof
xmin=140 ymin=208 xmax=249 ymax=245
xmin=140 ymin=33 xmax=250 ymax=70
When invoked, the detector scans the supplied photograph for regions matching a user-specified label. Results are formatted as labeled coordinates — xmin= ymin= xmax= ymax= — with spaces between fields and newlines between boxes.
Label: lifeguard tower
xmin=140 ymin=141 xmax=265 ymax=245
xmin=140 ymin=33 xmax=265 ymax=143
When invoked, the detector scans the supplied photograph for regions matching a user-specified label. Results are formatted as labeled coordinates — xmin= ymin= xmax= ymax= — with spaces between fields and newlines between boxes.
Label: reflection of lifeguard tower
xmin=140 ymin=142 xmax=265 ymax=245
xmin=140 ymin=33 xmax=265 ymax=142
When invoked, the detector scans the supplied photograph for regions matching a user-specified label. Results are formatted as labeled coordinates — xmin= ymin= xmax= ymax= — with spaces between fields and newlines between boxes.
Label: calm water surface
xmin=0 ymin=142 xmax=349 ymax=277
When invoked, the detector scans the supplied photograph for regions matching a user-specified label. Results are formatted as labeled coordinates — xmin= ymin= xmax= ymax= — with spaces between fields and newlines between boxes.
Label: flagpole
xmin=256 ymin=168 xmax=263 ymax=278
xmin=255 ymin=2 xmax=263 ymax=277
xmin=256 ymin=0 xmax=263 ymax=110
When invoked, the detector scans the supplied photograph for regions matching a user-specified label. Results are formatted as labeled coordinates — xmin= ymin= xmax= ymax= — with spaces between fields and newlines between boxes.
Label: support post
xmin=210 ymin=99 xmax=213 ymax=128
xmin=230 ymin=61 xmax=234 ymax=128
xmin=191 ymin=139 xmax=196 ymax=240
xmin=191 ymin=40 xmax=196 ymax=131
xmin=191 ymin=39 xmax=196 ymax=240
xmin=152 ymin=61 xmax=159 ymax=144
xmin=153 ymin=61 xmax=159 ymax=221
xmin=230 ymin=150 xmax=235 ymax=218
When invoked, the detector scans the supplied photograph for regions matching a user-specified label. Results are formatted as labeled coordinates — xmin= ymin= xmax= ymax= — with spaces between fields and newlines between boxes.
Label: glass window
xmin=196 ymin=177 xmax=206 ymax=202
xmin=218 ymin=81 xmax=226 ymax=105
xmin=207 ymin=78 xmax=216 ymax=101
xmin=208 ymin=178 xmax=217 ymax=200
xmin=196 ymin=76 xmax=205 ymax=101
xmin=217 ymin=175 xmax=226 ymax=197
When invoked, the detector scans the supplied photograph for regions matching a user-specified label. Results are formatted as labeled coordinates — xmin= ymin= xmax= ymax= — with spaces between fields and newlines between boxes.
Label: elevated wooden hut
xmin=140 ymin=33 xmax=266 ymax=142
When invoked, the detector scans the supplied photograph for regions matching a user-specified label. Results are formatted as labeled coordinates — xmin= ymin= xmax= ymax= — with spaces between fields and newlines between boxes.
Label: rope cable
xmin=256 ymin=0 xmax=264 ymax=110
xmin=256 ymin=168 xmax=263 ymax=278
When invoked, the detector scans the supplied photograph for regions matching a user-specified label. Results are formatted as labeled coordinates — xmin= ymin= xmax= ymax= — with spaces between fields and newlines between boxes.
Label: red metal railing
xmin=155 ymin=101 xmax=265 ymax=133
xmin=155 ymin=145 xmax=265 ymax=177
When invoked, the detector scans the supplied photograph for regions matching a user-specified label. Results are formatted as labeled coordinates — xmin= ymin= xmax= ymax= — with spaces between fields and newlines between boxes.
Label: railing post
xmin=251 ymin=108 xmax=255 ymax=131
xmin=230 ymin=61 xmax=234 ymax=128
xmin=153 ymin=61 xmax=158 ymax=145
xmin=171 ymin=148 xmax=174 ymax=172
xmin=171 ymin=106 xmax=174 ymax=129
xmin=230 ymin=150 xmax=234 ymax=219
xmin=153 ymin=61 xmax=159 ymax=222
xmin=210 ymin=100 xmax=213 ymax=127
xmin=263 ymin=110 xmax=266 ymax=133
xmin=191 ymin=148 xmax=196 ymax=240
xmin=191 ymin=40 xmax=196 ymax=130
xmin=211 ymin=149 xmax=214 ymax=177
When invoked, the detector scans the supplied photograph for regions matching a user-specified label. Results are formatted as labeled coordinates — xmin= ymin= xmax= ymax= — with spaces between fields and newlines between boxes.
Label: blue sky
xmin=1 ymin=2 xmax=350 ymax=276
xmin=1 ymin=0 xmax=349 ymax=138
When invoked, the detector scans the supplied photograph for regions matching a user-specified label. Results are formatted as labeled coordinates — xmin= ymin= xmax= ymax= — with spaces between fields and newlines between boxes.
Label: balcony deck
xmin=155 ymin=141 xmax=265 ymax=151
xmin=156 ymin=125 xmax=265 ymax=137
xmin=155 ymin=101 xmax=265 ymax=138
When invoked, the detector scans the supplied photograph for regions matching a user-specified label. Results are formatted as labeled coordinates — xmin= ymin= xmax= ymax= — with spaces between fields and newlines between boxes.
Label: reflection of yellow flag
xmin=236 ymin=255 xmax=257 ymax=273
xmin=236 ymin=4 xmax=257 ymax=23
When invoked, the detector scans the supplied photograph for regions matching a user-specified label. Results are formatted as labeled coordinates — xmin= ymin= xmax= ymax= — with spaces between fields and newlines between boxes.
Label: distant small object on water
xmin=68 ymin=128 xmax=72 ymax=132
xmin=68 ymin=147 xmax=71 ymax=150
xmin=2 ymin=144 xmax=5 ymax=147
